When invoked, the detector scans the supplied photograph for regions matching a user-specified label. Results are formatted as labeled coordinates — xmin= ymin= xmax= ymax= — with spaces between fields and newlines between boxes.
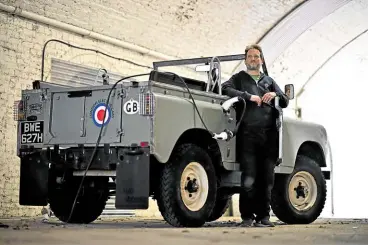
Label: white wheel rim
xmin=180 ymin=162 xmax=209 ymax=212
xmin=288 ymin=171 xmax=318 ymax=211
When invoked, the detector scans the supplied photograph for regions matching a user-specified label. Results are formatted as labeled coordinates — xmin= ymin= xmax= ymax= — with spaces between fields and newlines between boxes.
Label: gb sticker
xmin=123 ymin=99 xmax=140 ymax=115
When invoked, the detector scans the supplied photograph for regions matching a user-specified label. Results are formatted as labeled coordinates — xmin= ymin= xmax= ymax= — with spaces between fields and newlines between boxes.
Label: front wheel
xmin=271 ymin=155 xmax=327 ymax=224
xmin=157 ymin=143 xmax=217 ymax=227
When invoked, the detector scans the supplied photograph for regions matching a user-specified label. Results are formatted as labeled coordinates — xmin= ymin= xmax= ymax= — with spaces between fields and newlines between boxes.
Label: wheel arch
xmin=297 ymin=141 xmax=326 ymax=167
xmin=296 ymin=141 xmax=330 ymax=179
xmin=174 ymin=128 xmax=223 ymax=172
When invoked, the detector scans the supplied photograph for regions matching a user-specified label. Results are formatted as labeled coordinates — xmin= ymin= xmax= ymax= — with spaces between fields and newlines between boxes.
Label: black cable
xmin=67 ymin=71 xmax=217 ymax=222
xmin=161 ymin=72 xmax=213 ymax=134
xmin=39 ymin=38 xmax=238 ymax=137
xmin=67 ymin=73 xmax=151 ymax=223
xmin=40 ymin=39 xmax=152 ymax=82
xmin=161 ymin=72 xmax=247 ymax=138
xmin=66 ymin=70 xmax=247 ymax=221
xmin=39 ymin=38 xmax=243 ymax=221
xmin=232 ymin=97 xmax=246 ymax=135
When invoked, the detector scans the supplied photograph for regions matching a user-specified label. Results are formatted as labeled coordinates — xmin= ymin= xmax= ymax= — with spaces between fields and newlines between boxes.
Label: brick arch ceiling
xmin=0 ymin=0 xmax=353 ymax=79
xmin=267 ymin=0 xmax=368 ymax=101
xmin=231 ymin=0 xmax=352 ymax=75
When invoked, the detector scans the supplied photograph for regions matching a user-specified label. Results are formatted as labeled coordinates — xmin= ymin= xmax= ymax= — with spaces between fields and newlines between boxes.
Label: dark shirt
xmin=222 ymin=71 xmax=289 ymax=128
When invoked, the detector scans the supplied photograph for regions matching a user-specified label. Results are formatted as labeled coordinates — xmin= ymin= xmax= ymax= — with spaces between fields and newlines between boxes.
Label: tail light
xmin=139 ymin=92 xmax=155 ymax=116
xmin=13 ymin=100 xmax=25 ymax=121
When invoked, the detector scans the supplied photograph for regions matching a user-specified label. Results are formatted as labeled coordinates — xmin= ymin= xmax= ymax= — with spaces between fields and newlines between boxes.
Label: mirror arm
xmin=274 ymin=97 xmax=283 ymax=165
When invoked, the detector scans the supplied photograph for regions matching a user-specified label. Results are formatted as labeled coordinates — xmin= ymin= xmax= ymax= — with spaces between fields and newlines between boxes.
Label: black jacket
xmin=222 ymin=71 xmax=289 ymax=129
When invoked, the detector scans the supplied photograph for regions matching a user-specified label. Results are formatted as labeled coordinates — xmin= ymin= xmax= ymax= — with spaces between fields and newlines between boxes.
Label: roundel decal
xmin=92 ymin=103 xmax=112 ymax=127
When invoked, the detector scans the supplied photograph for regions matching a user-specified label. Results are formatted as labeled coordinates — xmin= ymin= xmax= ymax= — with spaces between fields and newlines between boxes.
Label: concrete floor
xmin=1 ymin=216 xmax=368 ymax=245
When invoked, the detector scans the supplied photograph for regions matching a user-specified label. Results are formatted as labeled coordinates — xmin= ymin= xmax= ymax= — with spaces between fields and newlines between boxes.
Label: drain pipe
xmin=0 ymin=3 xmax=177 ymax=61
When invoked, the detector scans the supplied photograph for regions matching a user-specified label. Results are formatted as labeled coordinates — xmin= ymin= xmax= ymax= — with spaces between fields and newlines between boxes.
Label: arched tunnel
xmin=1 ymin=0 xmax=368 ymax=241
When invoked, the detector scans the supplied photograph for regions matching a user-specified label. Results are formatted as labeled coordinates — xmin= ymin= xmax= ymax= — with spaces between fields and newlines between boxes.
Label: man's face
xmin=245 ymin=48 xmax=263 ymax=71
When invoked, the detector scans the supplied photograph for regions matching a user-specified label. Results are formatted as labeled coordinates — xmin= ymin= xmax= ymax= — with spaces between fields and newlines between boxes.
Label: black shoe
xmin=254 ymin=218 xmax=275 ymax=227
xmin=239 ymin=218 xmax=254 ymax=227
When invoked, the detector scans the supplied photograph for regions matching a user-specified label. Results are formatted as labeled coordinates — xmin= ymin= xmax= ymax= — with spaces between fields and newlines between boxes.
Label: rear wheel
xmin=271 ymin=155 xmax=327 ymax=224
xmin=48 ymin=175 xmax=109 ymax=224
xmin=157 ymin=143 xmax=217 ymax=227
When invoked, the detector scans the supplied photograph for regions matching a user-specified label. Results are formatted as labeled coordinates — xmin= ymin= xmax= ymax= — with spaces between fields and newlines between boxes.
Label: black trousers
xmin=237 ymin=126 xmax=278 ymax=221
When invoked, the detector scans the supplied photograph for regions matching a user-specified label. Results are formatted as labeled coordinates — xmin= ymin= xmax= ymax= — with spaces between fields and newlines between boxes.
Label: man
xmin=222 ymin=44 xmax=289 ymax=227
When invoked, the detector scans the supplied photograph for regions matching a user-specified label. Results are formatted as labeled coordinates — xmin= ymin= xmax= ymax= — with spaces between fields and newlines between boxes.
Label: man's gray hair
xmin=245 ymin=44 xmax=263 ymax=56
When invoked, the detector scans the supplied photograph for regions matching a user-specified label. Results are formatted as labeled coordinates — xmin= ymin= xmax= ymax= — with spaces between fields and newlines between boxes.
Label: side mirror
xmin=284 ymin=84 xmax=294 ymax=100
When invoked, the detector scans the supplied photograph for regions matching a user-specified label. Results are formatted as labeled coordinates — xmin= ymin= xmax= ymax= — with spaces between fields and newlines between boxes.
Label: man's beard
xmin=246 ymin=63 xmax=260 ymax=71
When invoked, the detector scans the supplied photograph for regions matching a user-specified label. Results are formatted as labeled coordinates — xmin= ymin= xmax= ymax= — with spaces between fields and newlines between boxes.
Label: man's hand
xmin=250 ymin=95 xmax=262 ymax=106
xmin=262 ymin=92 xmax=276 ymax=103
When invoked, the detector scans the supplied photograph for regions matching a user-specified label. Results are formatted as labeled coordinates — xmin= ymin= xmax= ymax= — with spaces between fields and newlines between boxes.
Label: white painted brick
xmin=1 ymin=0 xmax=303 ymax=60
xmin=0 ymin=13 xmax=158 ymax=218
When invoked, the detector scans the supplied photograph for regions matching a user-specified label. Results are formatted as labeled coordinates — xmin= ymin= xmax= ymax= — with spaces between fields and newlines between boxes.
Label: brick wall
xmin=0 ymin=12 xmax=161 ymax=218
xmin=0 ymin=0 xmax=302 ymax=218
xmin=0 ymin=11 xmax=211 ymax=218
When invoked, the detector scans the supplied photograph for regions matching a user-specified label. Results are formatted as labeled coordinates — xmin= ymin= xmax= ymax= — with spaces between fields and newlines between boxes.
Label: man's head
xmin=244 ymin=44 xmax=263 ymax=72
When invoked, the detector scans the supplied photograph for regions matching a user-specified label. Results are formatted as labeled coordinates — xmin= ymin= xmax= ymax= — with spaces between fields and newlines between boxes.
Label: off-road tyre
xmin=271 ymin=155 xmax=327 ymax=224
xmin=157 ymin=143 xmax=217 ymax=227
xmin=48 ymin=176 xmax=109 ymax=224
xmin=206 ymin=194 xmax=232 ymax=222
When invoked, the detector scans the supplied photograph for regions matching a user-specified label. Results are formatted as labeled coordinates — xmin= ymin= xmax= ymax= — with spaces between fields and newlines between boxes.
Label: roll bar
xmin=152 ymin=53 xmax=269 ymax=96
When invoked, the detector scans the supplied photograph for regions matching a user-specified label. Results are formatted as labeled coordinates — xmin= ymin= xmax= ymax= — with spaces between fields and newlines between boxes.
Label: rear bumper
xmin=18 ymin=146 xmax=151 ymax=209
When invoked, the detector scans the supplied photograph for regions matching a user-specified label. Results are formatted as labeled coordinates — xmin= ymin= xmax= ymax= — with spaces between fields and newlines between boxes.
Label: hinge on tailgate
xmin=117 ymin=129 xmax=124 ymax=137
xmin=80 ymin=97 xmax=87 ymax=137
xmin=80 ymin=117 xmax=86 ymax=137
xmin=117 ymin=89 xmax=126 ymax=99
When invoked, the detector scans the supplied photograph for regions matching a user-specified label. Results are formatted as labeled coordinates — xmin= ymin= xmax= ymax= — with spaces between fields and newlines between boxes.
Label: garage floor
xmin=1 ymin=217 xmax=367 ymax=245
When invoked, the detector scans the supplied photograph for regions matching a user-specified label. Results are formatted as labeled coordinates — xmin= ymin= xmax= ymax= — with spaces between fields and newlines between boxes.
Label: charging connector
xmin=212 ymin=129 xmax=234 ymax=141
xmin=213 ymin=96 xmax=246 ymax=141
xmin=221 ymin=96 xmax=241 ymax=112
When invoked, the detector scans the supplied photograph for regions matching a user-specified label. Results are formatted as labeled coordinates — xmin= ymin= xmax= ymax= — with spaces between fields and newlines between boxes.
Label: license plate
xmin=20 ymin=121 xmax=44 ymax=144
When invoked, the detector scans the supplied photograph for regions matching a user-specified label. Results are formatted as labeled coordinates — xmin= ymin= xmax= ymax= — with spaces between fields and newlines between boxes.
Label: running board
xmin=220 ymin=170 xmax=243 ymax=187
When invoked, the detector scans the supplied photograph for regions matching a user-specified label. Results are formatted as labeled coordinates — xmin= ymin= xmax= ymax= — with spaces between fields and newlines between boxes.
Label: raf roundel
xmin=92 ymin=103 xmax=112 ymax=127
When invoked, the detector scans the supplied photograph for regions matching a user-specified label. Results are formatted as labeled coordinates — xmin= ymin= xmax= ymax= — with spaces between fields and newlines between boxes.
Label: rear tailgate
xmin=46 ymin=83 xmax=152 ymax=146
xmin=18 ymin=83 xmax=153 ymax=147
